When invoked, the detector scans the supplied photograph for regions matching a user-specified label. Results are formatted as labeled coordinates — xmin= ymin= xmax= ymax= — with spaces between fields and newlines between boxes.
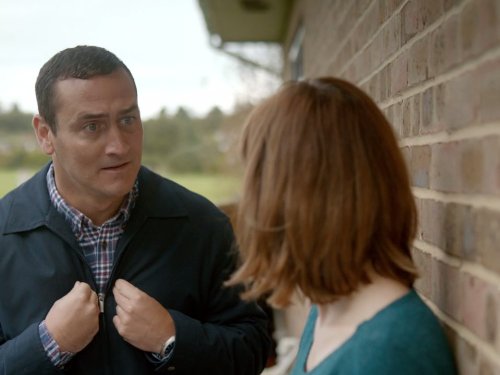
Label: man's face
xmin=44 ymin=68 xmax=143 ymax=209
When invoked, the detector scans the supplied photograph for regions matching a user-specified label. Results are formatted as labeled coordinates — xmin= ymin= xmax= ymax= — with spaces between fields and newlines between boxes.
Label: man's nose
xmin=105 ymin=124 xmax=129 ymax=155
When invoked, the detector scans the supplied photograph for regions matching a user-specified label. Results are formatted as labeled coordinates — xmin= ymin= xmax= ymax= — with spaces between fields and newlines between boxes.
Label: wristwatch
xmin=159 ymin=336 xmax=176 ymax=358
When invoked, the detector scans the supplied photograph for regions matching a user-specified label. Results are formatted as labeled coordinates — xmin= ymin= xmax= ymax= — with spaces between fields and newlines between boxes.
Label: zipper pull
xmin=98 ymin=293 xmax=105 ymax=313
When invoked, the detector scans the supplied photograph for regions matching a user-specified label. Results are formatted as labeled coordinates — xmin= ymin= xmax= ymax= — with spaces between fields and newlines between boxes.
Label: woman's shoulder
xmin=346 ymin=290 xmax=457 ymax=374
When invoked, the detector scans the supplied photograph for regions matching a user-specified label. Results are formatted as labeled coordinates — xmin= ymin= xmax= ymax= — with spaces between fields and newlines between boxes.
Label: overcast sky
xmin=0 ymin=0 xmax=251 ymax=119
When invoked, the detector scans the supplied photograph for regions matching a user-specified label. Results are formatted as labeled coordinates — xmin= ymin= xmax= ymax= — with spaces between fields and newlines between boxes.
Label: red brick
xmin=390 ymin=52 xmax=408 ymax=94
xmin=386 ymin=103 xmax=401 ymax=136
xmin=379 ymin=0 xmax=404 ymax=24
xmin=353 ymin=0 xmax=380 ymax=52
xmin=382 ymin=14 xmax=401 ymax=59
xmin=402 ymin=98 xmax=412 ymax=137
xmin=431 ymin=259 xmax=461 ymax=321
xmin=408 ymin=38 xmax=429 ymax=86
xmin=343 ymin=64 xmax=356 ymax=80
xmin=379 ymin=65 xmax=391 ymax=102
xmin=357 ymin=48 xmax=372 ymax=80
xmin=401 ymin=0 xmax=444 ymax=44
xmin=478 ymin=0 xmax=500 ymax=47
xmin=371 ymin=33 xmax=384 ymax=71
xmin=479 ymin=355 xmax=500 ymax=375
xmin=368 ymin=74 xmax=380 ymax=103
xmin=434 ymin=83 xmax=447 ymax=130
xmin=421 ymin=87 xmax=434 ymax=134
xmin=417 ymin=199 xmax=477 ymax=259
xmin=459 ymin=140 xmax=484 ymax=193
xmin=478 ymin=58 xmax=500 ymax=123
xmin=425 ymin=86 xmax=446 ymax=133
xmin=391 ymin=100 xmax=403 ymax=136
xmin=400 ymin=145 xmax=411 ymax=169
xmin=430 ymin=142 xmax=462 ymax=193
xmin=481 ymin=136 xmax=500 ymax=195
xmin=355 ymin=0 xmax=374 ymax=19
xmin=485 ymin=291 xmax=499 ymax=349
xmin=476 ymin=208 xmax=500 ymax=274
xmin=430 ymin=137 xmax=499 ymax=195
xmin=419 ymin=0 xmax=445 ymax=28
xmin=401 ymin=0 xmax=420 ymax=44
xmin=418 ymin=198 xmax=446 ymax=248
xmin=410 ymin=145 xmax=431 ymax=187
xmin=444 ymin=203 xmax=476 ymax=257
xmin=454 ymin=334 xmax=480 ymax=375
xmin=444 ymin=0 xmax=465 ymax=11
xmin=385 ymin=104 xmax=394 ymax=126
xmin=461 ymin=1 xmax=480 ymax=59
xmin=462 ymin=273 xmax=498 ymax=343
xmin=338 ymin=39 xmax=354 ymax=71
xmin=461 ymin=0 xmax=500 ymax=60
xmin=442 ymin=71 xmax=480 ymax=130
xmin=411 ymin=248 xmax=432 ymax=297
xmin=428 ymin=15 xmax=460 ymax=77
xmin=411 ymin=94 xmax=421 ymax=135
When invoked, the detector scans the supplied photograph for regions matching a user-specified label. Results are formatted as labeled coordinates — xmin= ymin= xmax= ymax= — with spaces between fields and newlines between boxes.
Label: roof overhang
xmin=198 ymin=0 xmax=290 ymax=44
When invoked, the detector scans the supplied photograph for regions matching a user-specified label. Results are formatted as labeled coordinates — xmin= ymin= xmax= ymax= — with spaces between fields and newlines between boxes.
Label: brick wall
xmin=282 ymin=0 xmax=500 ymax=372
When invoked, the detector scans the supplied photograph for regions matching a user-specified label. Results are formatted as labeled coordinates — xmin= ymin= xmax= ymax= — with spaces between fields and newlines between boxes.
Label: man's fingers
xmin=71 ymin=281 xmax=98 ymax=303
xmin=113 ymin=311 xmax=133 ymax=334
xmin=113 ymin=286 xmax=132 ymax=309
xmin=115 ymin=303 xmax=129 ymax=318
xmin=114 ymin=279 xmax=142 ymax=299
xmin=89 ymin=290 xmax=98 ymax=304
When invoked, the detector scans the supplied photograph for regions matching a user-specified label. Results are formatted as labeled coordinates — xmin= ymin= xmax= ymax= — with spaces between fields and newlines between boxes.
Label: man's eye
xmin=84 ymin=122 xmax=98 ymax=132
xmin=121 ymin=116 xmax=135 ymax=126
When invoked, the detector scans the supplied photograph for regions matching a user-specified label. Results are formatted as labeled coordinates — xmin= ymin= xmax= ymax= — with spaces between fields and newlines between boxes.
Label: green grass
xmin=0 ymin=168 xmax=241 ymax=205
xmin=0 ymin=169 xmax=23 ymax=197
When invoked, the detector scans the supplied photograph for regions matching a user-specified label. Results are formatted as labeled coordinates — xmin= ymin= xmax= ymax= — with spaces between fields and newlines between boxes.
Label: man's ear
xmin=33 ymin=114 xmax=55 ymax=155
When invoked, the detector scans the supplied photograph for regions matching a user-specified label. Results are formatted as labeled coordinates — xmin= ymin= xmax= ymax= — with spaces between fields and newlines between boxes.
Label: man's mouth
xmin=102 ymin=162 xmax=129 ymax=171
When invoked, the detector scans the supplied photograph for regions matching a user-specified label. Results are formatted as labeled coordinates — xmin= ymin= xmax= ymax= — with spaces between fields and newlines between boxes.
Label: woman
xmin=227 ymin=78 xmax=456 ymax=374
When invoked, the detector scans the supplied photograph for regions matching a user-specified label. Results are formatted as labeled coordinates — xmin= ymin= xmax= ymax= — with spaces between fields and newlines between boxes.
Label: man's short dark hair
xmin=35 ymin=45 xmax=136 ymax=132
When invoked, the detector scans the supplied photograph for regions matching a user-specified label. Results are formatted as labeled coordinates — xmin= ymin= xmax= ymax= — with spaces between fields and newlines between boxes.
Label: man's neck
xmin=69 ymin=195 xmax=126 ymax=226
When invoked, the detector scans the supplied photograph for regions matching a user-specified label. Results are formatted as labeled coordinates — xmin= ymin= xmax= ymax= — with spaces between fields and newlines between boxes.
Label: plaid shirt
xmin=39 ymin=164 xmax=138 ymax=367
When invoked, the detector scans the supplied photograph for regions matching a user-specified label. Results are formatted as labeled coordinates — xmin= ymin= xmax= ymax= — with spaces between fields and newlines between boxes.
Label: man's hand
xmin=112 ymin=279 xmax=175 ymax=353
xmin=45 ymin=281 xmax=100 ymax=353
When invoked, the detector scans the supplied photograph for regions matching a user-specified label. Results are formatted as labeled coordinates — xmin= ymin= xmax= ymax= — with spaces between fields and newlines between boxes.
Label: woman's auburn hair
xmin=227 ymin=77 xmax=418 ymax=308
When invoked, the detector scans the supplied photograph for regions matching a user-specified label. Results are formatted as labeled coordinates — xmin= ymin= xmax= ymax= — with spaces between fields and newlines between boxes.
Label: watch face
xmin=165 ymin=342 xmax=175 ymax=353
xmin=161 ymin=337 xmax=176 ymax=357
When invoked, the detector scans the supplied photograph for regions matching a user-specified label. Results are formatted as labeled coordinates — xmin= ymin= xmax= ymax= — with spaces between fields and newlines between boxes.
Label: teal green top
xmin=291 ymin=290 xmax=456 ymax=375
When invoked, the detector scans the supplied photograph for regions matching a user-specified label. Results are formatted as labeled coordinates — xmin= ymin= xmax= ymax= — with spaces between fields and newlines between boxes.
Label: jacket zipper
xmin=70 ymin=248 xmax=110 ymax=373
xmin=98 ymin=292 xmax=105 ymax=313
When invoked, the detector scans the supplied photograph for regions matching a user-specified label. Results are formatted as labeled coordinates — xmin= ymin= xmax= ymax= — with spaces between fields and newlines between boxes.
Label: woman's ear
xmin=33 ymin=114 xmax=55 ymax=155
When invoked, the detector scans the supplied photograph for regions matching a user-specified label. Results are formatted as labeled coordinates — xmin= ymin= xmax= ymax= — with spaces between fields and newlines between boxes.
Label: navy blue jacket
xmin=0 ymin=164 xmax=270 ymax=375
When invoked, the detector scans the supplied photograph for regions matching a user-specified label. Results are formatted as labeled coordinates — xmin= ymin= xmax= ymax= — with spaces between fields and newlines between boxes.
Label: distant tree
xmin=0 ymin=104 xmax=33 ymax=133
xmin=0 ymin=102 xmax=253 ymax=175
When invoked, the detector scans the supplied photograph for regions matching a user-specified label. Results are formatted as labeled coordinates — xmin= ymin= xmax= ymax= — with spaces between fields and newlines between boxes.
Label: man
xmin=0 ymin=46 xmax=270 ymax=374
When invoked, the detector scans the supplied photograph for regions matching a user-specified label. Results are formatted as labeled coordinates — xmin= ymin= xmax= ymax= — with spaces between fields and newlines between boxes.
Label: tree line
xmin=0 ymin=104 xmax=251 ymax=173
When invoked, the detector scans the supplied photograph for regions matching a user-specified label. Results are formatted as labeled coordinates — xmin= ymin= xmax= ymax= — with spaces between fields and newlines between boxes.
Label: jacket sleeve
xmin=0 ymin=322 xmax=62 ymax=375
xmin=154 ymin=218 xmax=272 ymax=375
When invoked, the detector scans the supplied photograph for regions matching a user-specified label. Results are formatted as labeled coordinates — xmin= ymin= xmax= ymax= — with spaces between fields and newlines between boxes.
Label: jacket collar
xmin=2 ymin=164 xmax=188 ymax=235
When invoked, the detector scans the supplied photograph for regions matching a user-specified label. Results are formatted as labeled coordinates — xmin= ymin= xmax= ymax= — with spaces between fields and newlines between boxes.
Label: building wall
xmin=282 ymin=0 xmax=500 ymax=372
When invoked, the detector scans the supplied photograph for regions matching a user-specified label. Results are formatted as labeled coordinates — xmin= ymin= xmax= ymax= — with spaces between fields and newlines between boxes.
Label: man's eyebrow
xmin=118 ymin=104 xmax=139 ymax=115
xmin=76 ymin=112 xmax=107 ymax=121
xmin=74 ymin=104 xmax=139 ymax=121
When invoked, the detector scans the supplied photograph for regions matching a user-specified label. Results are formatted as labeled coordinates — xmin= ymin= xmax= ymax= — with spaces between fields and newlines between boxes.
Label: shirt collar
xmin=46 ymin=163 xmax=139 ymax=235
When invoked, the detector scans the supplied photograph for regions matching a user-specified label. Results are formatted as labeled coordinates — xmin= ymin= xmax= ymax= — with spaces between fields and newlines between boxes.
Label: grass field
xmin=0 ymin=169 xmax=241 ymax=204
xmin=0 ymin=169 xmax=23 ymax=197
